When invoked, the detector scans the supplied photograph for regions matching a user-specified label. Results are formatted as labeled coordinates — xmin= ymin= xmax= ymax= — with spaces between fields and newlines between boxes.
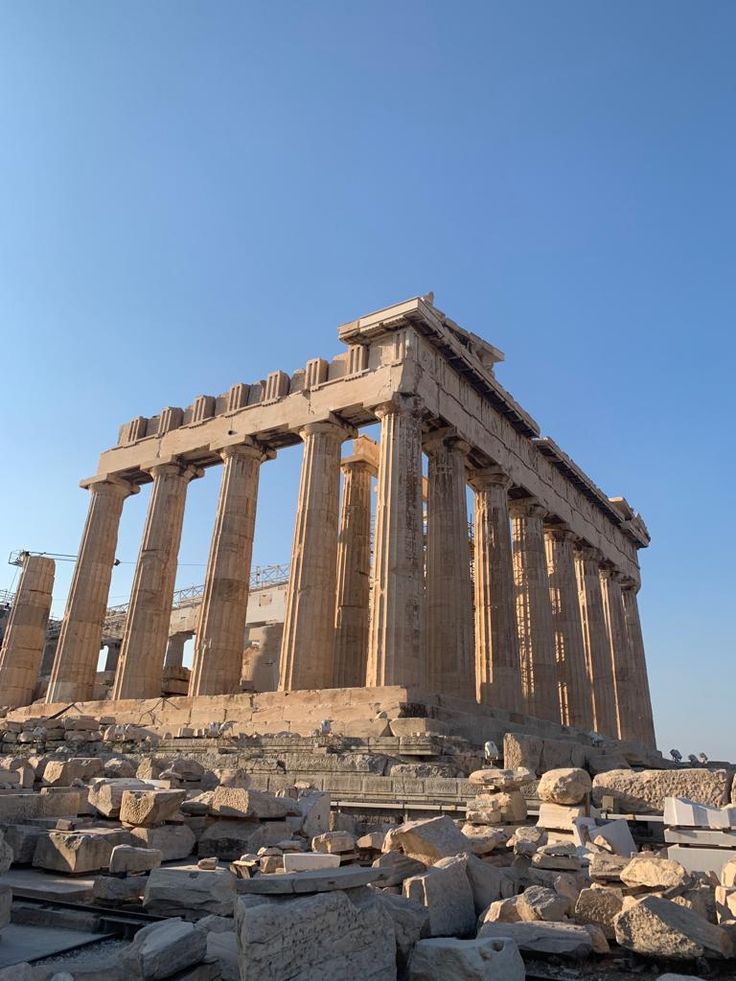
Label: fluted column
xmin=47 ymin=478 xmax=137 ymax=703
xmin=575 ymin=545 xmax=617 ymax=736
xmin=190 ymin=440 xmax=271 ymax=696
xmin=545 ymin=525 xmax=593 ymax=729
xmin=0 ymin=555 xmax=55 ymax=708
xmin=622 ymin=584 xmax=656 ymax=748
xmin=165 ymin=634 xmax=187 ymax=669
xmin=279 ymin=420 xmax=349 ymax=691
xmin=510 ymin=499 xmax=559 ymax=721
xmin=470 ymin=468 xmax=523 ymax=713
xmin=601 ymin=567 xmax=638 ymax=743
xmin=112 ymin=461 xmax=201 ymax=700
xmin=333 ymin=459 xmax=373 ymax=688
xmin=425 ymin=432 xmax=474 ymax=699
xmin=366 ymin=396 xmax=425 ymax=688
xmin=104 ymin=640 xmax=121 ymax=672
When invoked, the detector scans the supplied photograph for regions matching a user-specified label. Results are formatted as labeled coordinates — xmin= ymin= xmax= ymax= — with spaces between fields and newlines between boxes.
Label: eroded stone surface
xmin=614 ymin=895 xmax=733 ymax=959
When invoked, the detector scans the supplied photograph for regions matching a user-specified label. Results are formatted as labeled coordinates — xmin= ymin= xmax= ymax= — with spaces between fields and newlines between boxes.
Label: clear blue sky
xmin=1 ymin=2 xmax=733 ymax=758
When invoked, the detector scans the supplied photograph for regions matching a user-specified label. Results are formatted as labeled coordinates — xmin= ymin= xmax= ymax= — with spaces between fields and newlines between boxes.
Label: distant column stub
xmin=37 ymin=293 xmax=654 ymax=749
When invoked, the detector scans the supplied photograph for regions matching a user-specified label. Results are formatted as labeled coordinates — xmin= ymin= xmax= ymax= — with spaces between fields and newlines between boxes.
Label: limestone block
xmin=92 ymin=875 xmax=147 ymax=904
xmin=283 ymin=853 xmax=340 ymax=872
xmin=590 ymin=818 xmax=637 ymax=857
xmin=589 ymin=852 xmax=628 ymax=882
xmin=33 ymin=828 xmax=129 ymax=874
xmin=373 ymin=891 xmax=429 ymax=974
xmin=358 ymin=831 xmax=386 ymax=851
xmin=104 ymin=757 xmax=137 ymax=779
xmin=385 ymin=815 xmax=469 ymax=864
xmin=120 ymin=789 xmax=187 ymax=827
xmin=668 ymin=844 xmax=734 ymax=879
xmin=403 ymin=856 xmax=476 ymax=938
xmin=168 ymin=757 xmax=205 ymax=781
xmin=495 ymin=790 xmax=527 ymax=822
xmin=664 ymin=796 xmax=736 ymax=830
xmin=4 ymin=824 xmax=42 ymax=864
xmin=123 ymin=919 xmax=207 ymax=980
xmin=464 ymin=853 xmax=516 ymax=913
xmin=130 ymin=824 xmax=195 ymax=861
xmin=234 ymin=890 xmax=397 ymax=980
xmin=407 ymin=936 xmax=525 ymax=981
xmin=538 ymin=768 xmax=592 ymax=805
xmin=477 ymin=920 xmax=593 ymax=957
xmin=504 ymin=733 xmax=585 ymax=775
xmin=43 ymin=758 xmax=104 ymax=786
xmin=312 ymin=831 xmax=355 ymax=854
xmin=88 ymin=778 xmax=150 ymax=818
xmin=592 ymin=769 xmax=731 ymax=813
xmin=715 ymin=886 xmax=736 ymax=923
xmin=39 ymin=787 xmax=86 ymax=818
xmin=144 ymin=866 xmax=237 ymax=917
xmin=197 ymin=819 xmax=260 ymax=861
xmin=621 ymin=855 xmax=691 ymax=891
xmin=537 ymin=802 xmax=589 ymax=831
xmin=465 ymin=795 xmax=502 ymax=826
xmin=584 ymin=923 xmax=610 ymax=953
xmin=389 ymin=718 xmax=448 ymax=738
xmin=109 ymin=844 xmax=162 ymax=874
xmin=298 ymin=792 xmax=332 ymax=839
xmin=483 ymin=896 xmax=523 ymax=923
xmin=210 ymin=787 xmax=294 ymax=819
xmin=460 ymin=825 xmax=506 ymax=856
xmin=468 ymin=767 xmax=534 ymax=791
xmin=574 ymin=886 xmax=623 ymax=938
xmin=373 ymin=851 xmax=427 ymax=886
xmin=517 ymin=885 xmax=571 ymax=922
xmin=722 ymin=859 xmax=736 ymax=887
xmin=614 ymin=895 xmax=733 ymax=959
xmin=135 ymin=757 xmax=170 ymax=780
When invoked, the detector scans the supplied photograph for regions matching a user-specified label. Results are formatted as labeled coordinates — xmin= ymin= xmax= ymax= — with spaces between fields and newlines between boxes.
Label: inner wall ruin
xmin=0 ymin=295 xmax=656 ymax=749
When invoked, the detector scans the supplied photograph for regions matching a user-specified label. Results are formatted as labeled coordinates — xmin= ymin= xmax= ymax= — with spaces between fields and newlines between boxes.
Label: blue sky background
xmin=1 ymin=2 xmax=733 ymax=758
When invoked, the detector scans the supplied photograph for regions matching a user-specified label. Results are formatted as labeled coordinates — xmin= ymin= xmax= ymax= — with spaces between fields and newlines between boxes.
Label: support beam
xmin=0 ymin=556 xmax=55 ymax=708
xmin=47 ymin=478 xmax=137 ymax=703
xmin=366 ymin=395 xmax=425 ymax=688
xmin=622 ymin=585 xmax=657 ymax=748
xmin=190 ymin=440 xmax=271 ymax=696
xmin=575 ymin=545 xmax=618 ymax=737
xmin=601 ymin=566 xmax=639 ymax=743
xmin=279 ymin=420 xmax=349 ymax=690
xmin=470 ymin=468 xmax=523 ymax=713
xmin=112 ymin=462 xmax=201 ymax=700
xmin=425 ymin=432 xmax=475 ymax=699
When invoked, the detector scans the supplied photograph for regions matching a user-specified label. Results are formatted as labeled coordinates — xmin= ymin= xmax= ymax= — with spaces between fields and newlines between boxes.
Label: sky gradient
xmin=1 ymin=2 xmax=733 ymax=758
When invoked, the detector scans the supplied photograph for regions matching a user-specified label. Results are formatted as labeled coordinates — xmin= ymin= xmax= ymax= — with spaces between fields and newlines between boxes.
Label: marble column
xmin=575 ymin=545 xmax=617 ymax=737
xmin=601 ymin=567 xmax=638 ymax=743
xmin=0 ymin=555 xmax=55 ymax=708
xmin=41 ymin=635 xmax=59 ymax=676
xmin=112 ymin=461 xmax=201 ymax=700
xmin=469 ymin=468 xmax=523 ymax=713
xmin=190 ymin=440 xmax=271 ymax=696
xmin=104 ymin=640 xmax=121 ymax=672
xmin=510 ymin=499 xmax=559 ymax=722
xmin=164 ymin=634 xmax=187 ymax=669
xmin=425 ymin=432 xmax=475 ymax=699
xmin=366 ymin=396 xmax=425 ymax=689
xmin=47 ymin=478 xmax=137 ymax=704
xmin=279 ymin=420 xmax=348 ymax=691
xmin=333 ymin=459 xmax=373 ymax=688
xmin=544 ymin=524 xmax=594 ymax=729
xmin=622 ymin=584 xmax=657 ymax=748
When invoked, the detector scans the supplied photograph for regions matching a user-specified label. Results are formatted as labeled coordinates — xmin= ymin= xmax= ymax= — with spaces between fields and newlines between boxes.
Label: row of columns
xmin=41 ymin=395 xmax=654 ymax=747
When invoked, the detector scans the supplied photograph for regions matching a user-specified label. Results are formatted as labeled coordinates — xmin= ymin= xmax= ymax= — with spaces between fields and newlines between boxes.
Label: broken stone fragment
xmin=538 ymin=768 xmax=592 ymax=806
xmin=614 ymin=894 xmax=733 ymax=959
xmin=537 ymin=801 xmax=591 ymax=831
xmin=403 ymin=856 xmax=476 ymax=938
xmin=130 ymin=824 xmax=195 ymax=861
xmin=468 ymin=767 xmax=534 ymax=791
xmin=357 ymin=831 xmax=386 ymax=851
xmin=383 ymin=814 xmax=469 ymax=864
xmin=620 ymin=854 xmax=691 ymax=891
xmin=312 ymin=830 xmax=356 ymax=854
xmin=517 ymin=884 xmax=571 ymax=922
xmin=477 ymin=920 xmax=594 ymax=957
xmin=109 ymin=844 xmax=163 ymax=875
xmin=372 ymin=850 xmax=426 ymax=886
xmin=372 ymin=891 xmax=429 ymax=975
xmin=43 ymin=757 xmax=104 ymax=786
xmin=144 ymin=866 xmax=238 ymax=918
xmin=120 ymin=789 xmax=187 ymax=827
xmin=465 ymin=795 xmax=503 ymax=826
xmin=592 ymin=768 xmax=731 ymax=813
xmin=407 ymin=936 xmax=525 ymax=980
xmin=583 ymin=923 xmax=610 ymax=953
xmin=33 ymin=828 xmax=129 ymax=874
xmin=574 ymin=885 xmax=624 ymax=938
xmin=589 ymin=851 xmax=628 ymax=882
xmin=135 ymin=757 xmax=170 ymax=781
xmin=122 ymin=918 xmax=207 ymax=980
xmin=460 ymin=824 xmax=506 ymax=855
xmin=103 ymin=757 xmax=136 ymax=779
xmin=463 ymin=853 xmax=517 ymax=913
xmin=88 ymin=778 xmax=150 ymax=818
xmin=92 ymin=874 xmax=147 ymax=904
xmin=590 ymin=818 xmax=637 ymax=857
xmin=210 ymin=787 xmax=295 ymax=820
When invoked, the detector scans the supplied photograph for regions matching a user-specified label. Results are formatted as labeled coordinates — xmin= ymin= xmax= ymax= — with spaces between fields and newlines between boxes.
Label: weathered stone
xmin=33 ymin=828 xmax=129 ymax=873
xmin=109 ymin=844 xmax=162 ymax=874
xmin=537 ymin=802 xmax=589 ymax=831
xmin=715 ymin=886 xmax=736 ymax=922
xmin=593 ymin=769 xmax=731 ymax=813
xmin=504 ymin=733 xmax=586 ymax=775
xmin=130 ymin=824 xmax=195 ymax=861
xmin=120 ymin=789 xmax=187 ymax=827
xmin=168 ymin=757 xmax=205 ymax=781
xmin=621 ymin=855 xmax=691 ymax=891
xmin=537 ymin=768 xmax=592 ymax=805
xmin=135 ymin=757 xmax=170 ymax=781
xmin=574 ymin=886 xmax=623 ymax=938
xmin=465 ymin=795 xmax=502 ymax=826
xmin=312 ymin=830 xmax=356 ymax=854
xmin=197 ymin=820 xmax=260 ymax=861
xmin=92 ymin=874 xmax=147 ymax=904
xmin=4 ymin=824 xmax=41 ymax=864
xmin=89 ymin=778 xmax=149 ymax=818
xmin=584 ymin=923 xmax=611 ymax=953
xmin=103 ymin=757 xmax=137 ymax=779
xmin=460 ymin=825 xmax=506 ymax=856
xmin=373 ymin=851 xmax=427 ymax=886
xmin=234 ymin=890 xmax=396 ymax=980
xmin=464 ymin=853 xmax=516 ymax=913
xmin=468 ymin=767 xmax=534 ymax=791
xmin=477 ymin=920 xmax=593 ymax=957
xmin=123 ymin=919 xmax=207 ymax=979
xmin=590 ymin=818 xmax=637 ymax=857
xmin=298 ymin=790 xmax=329 ymax=837
xmin=407 ymin=936 xmax=525 ymax=980
xmin=385 ymin=815 xmax=469 ymax=864
xmin=721 ymin=859 xmax=736 ymax=887
xmin=403 ymin=856 xmax=475 ymax=938
xmin=517 ymin=884 xmax=570 ymax=921
xmin=43 ymin=758 xmax=104 ymax=786
xmin=283 ymin=852 xmax=340 ymax=872
xmin=589 ymin=852 xmax=628 ymax=882
xmin=374 ymin=891 xmax=429 ymax=974
xmin=0 ymin=884 xmax=10 ymax=928
xmin=358 ymin=831 xmax=386 ymax=851
xmin=614 ymin=895 xmax=733 ymax=959
xmin=144 ymin=866 xmax=237 ymax=917
xmin=483 ymin=896 xmax=523 ymax=923
xmin=210 ymin=787 xmax=293 ymax=819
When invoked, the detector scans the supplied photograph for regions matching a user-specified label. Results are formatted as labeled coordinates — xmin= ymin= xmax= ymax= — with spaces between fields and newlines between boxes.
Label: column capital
xmin=340 ymin=458 xmax=375 ymax=477
xmin=508 ymin=497 xmax=547 ymax=521
xmin=468 ymin=465 xmax=511 ymax=493
xmin=144 ymin=460 xmax=204 ymax=482
xmin=373 ymin=394 xmax=424 ymax=421
xmin=298 ymin=417 xmax=356 ymax=441
xmin=620 ymin=578 xmax=640 ymax=594
xmin=544 ymin=521 xmax=576 ymax=544
xmin=422 ymin=426 xmax=471 ymax=457
xmin=576 ymin=543 xmax=603 ymax=564
xmin=219 ymin=438 xmax=275 ymax=464
xmin=81 ymin=475 xmax=140 ymax=499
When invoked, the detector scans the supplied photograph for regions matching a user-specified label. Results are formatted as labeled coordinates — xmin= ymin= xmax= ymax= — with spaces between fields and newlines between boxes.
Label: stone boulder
xmin=144 ymin=866 xmax=237 ymax=918
xmin=373 ymin=851 xmax=427 ymax=887
xmin=592 ymin=769 xmax=731 ymax=813
xmin=621 ymin=855 xmax=691 ymax=891
xmin=477 ymin=920 xmax=593 ymax=957
xmin=385 ymin=815 xmax=469 ymax=865
xmin=43 ymin=758 xmax=104 ymax=786
xmin=538 ymin=768 xmax=592 ymax=805
xmin=504 ymin=733 xmax=585 ymax=775
xmin=407 ymin=936 xmax=524 ymax=980
xmin=210 ymin=787 xmax=294 ymax=820
xmin=103 ymin=758 xmax=136 ymax=779
xmin=517 ymin=885 xmax=570 ymax=922
xmin=129 ymin=824 xmax=195 ymax=861
xmin=122 ymin=919 xmax=207 ymax=980
xmin=298 ymin=790 xmax=330 ymax=837
xmin=374 ymin=892 xmax=429 ymax=975
xmin=313 ymin=831 xmax=355 ymax=854
xmin=109 ymin=844 xmax=162 ymax=875
xmin=120 ymin=789 xmax=187 ymax=827
xmin=615 ymin=895 xmax=733 ymax=959
xmin=88 ymin=778 xmax=149 ymax=818
xmin=234 ymin=890 xmax=396 ymax=980
xmin=574 ymin=886 xmax=623 ymax=938
xmin=403 ymin=856 xmax=476 ymax=938
xmin=135 ymin=757 xmax=170 ymax=781
xmin=168 ymin=757 xmax=205 ymax=781
xmin=468 ymin=768 xmax=534 ymax=791
xmin=33 ymin=828 xmax=129 ymax=874
xmin=464 ymin=853 xmax=516 ymax=913
xmin=92 ymin=875 xmax=147 ymax=904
